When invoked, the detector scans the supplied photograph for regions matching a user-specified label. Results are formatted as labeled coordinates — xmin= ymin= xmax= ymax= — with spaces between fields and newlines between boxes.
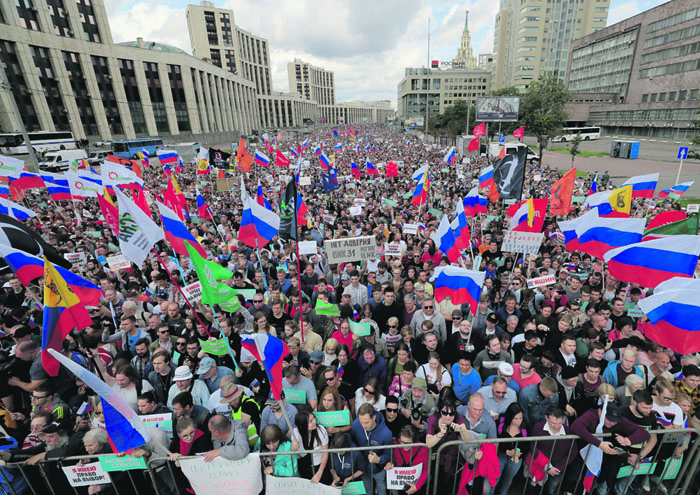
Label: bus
xmin=552 ymin=126 xmax=601 ymax=142
xmin=0 ymin=131 xmax=76 ymax=154
xmin=111 ymin=138 xmax=164 ymax=159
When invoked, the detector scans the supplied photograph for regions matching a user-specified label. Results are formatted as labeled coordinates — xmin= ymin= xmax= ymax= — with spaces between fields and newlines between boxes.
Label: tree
xmin=428 ymin=99 xmax=476 ymax=142
xmin=519 ymin=76 xmax=571 ymax=164
xmin=689 ymin=108 xmax=700 ymax=161
xmin=569 ymin=132 xmax=582 ymax=169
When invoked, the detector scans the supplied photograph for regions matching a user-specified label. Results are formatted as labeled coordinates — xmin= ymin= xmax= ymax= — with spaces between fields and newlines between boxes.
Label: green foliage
xmin=569 ymin=133 xmax=583 ymax=168
xmin=429 ymin=99 xmax=476 ymax=141
xmin=519 ymin=76 xmax=571 ymax=163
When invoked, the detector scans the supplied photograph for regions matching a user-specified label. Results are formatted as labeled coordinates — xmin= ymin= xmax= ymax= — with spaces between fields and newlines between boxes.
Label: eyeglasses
xmin=386 ymin=407 xmax=398 ymax=413
xmin=441 ymin=410 xmax=456 ymax=416
xmin=423 ymin=306 xmax=433 ymax=310
xmin=31 ymin=395 xmax=48 ymax=401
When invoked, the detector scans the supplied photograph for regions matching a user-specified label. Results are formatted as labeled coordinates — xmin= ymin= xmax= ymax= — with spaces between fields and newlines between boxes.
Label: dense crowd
xmin=0 ymin=124 xmax=698 ymax=495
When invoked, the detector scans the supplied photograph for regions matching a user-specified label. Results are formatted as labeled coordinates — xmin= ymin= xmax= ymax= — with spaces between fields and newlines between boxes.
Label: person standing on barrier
xmin=526 ymin=406 xmax=578 ymax=495
xmin=426 ymin=396 xmax=471 ymax=493
xmin=351 ymin=402 xmax=392 ymax=495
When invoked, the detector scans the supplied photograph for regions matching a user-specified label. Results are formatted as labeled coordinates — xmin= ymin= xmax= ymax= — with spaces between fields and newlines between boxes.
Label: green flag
xmin=643 ymin=215 xmax=699 ymax=237
xmin=315 ymin=299 xmax=340 ymax=316
xmin=349 ymin=320 xmax=371 ymax=336
xmin=199 ymin=338 xmax=229 ymax=356
xmin=185 ymin=243 xmax=236 ymax=305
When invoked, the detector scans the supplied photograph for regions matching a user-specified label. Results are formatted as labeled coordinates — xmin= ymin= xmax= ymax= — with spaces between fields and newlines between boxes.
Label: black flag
xmin=0 ymin=213 xmax=72 ymax=269
xmin=208 ymin=148 xmax=232 ymax=169
xmin=492 ymin=148 xmax=527 ymax=200
xmin=279 ymin=177 xmax=298 ymax=241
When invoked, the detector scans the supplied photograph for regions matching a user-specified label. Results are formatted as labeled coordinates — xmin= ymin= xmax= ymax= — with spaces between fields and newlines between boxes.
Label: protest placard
xmin=402 ymin=191 xmax=413 ymax=199
xmin=180 ymin=455 xmax=263 ymax=495
xmin=428 ymin=208 xmax=442 ymax=217
xmin=183 ymin=281 xmax=202 ymax=304
xmin=199 ymin=338 xmax=229 ymax=356
xmin=299 ymin=241 xmax=318 ymax=255
xmin=283 ymin=389 xmax=307 ymax=404
xmin=686 ymin=204 xmax=699 ymax=213
xmin=572 ymin=196 xmax=586 ymax=204
xmin=321 ymin=213 xmax=336 ymax=225
xmin=386 ymin=465 xmax=424 ymax=490
xmin=501 ymin=231 xmax=543 ymax=256
xmin=383 ymin=198 xmax=398 ymax=208
xmin=349 ymin=320 xmax=371 ymax=337
xmin=627 ymin=307 xmax=646 ymax=318
xmin=99 ymin=455 xmax=147 ymax=472
xmin=324 ymin=236 xmax=377 ymax=264
xmin=62 ymin=462 xmax=110 ymax=487
xmin=64 ymin=252 xmax=87 ymax=266
xmin=353 ymin=198 xmax=366 ymax=207
xmin=299 ymin=176 xmax=311 ymax=186
xmin=341 ymin=481 xmax=366 ymax=495
xmin=504 ymin=199 xmax=517 ymax=205
xmin=107 ymin=254 xmax=131 ymax=271
xmin=349 ymin=206 xmax=363 ymax=216
xmin=314 ymin=410 xmax=351 ymax=427
xmin=403 ymin=224 xmax=418 ymax=235
xmin=231 ymin=288 xmax=256 ymax=300
xmin=384 ymin=243 xmax=402 ymax=256
xmin=526 ymin=274 xmax=557 ymax=289
xmin=140 ymin=412 xmax=173 ymax=438
xmin=266 ymin=475 xmax=341 ymax=495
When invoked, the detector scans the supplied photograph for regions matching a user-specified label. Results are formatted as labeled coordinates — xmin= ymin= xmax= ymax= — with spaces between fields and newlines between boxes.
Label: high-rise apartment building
xmin=287 ymin=58 xmax=335 ymax=106
xmin=452 ymin=11 xmax=477 ymax=69
xmin=492 ymin=0 xmax=610 ymax=91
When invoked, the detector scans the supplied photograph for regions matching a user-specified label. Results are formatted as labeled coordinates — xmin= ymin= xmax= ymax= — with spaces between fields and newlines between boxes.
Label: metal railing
xmin=1 ymin=428 xmax=698 ymax=495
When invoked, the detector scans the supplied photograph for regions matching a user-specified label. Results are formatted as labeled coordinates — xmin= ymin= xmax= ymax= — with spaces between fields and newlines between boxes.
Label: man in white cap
xmin=166 ymin=366 xmax=209 ymax=407
xmin=196 ymin=357 xmax=234 ymax=393
xmin=483 ymin=361 xmax=521 ymax=393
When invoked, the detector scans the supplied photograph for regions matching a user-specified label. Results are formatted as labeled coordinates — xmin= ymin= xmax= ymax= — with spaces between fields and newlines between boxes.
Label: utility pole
xmin=0 ymin=55 xmax=39 ymax=172
xmin=425 ymin=18 xmax=430 ymax=139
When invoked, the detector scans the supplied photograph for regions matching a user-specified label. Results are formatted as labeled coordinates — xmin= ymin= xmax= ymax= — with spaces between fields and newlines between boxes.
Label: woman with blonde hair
xmin=323 ymin=338 xmax=339 ymax=366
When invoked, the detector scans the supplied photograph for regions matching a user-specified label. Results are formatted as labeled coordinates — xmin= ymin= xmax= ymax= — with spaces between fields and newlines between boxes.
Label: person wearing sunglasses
xmin=383 ymin=395 xmax=409 ymax=440
xmin=426 ymin=397 xmax=472 ymax=492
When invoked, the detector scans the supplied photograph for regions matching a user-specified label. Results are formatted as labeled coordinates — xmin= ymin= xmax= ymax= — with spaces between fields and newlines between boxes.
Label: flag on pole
xmin=574 ymin=210 xmax=645 ymax=260
xmin=196 ymin=187 xmax=212 ymax=219
xmin=643 ymin=213 xmax=699 ymax=240
xmin=319 ymin=153 xmax=331 ymax=171
xmin=366 ymin=160 xmax=379 ymax=175
xmin=435 ymin=215 xmax=461 ymax=263
xmin=157 ymin=201 xmax=206 ymax=258
xmin=279 ymin=177 xmax=298 ymax=241
xmin=114 ymin=186 xmax=163 ymax=266
xmin=0 ymin=198 xmax=37 ymax=220
xmin=254 ymin=150 xmax=270 ymax=167
xmin=513 ymin=127 xmax=524 ymax=139
xmin=430 ymin=266 xmax=485 ymax=316
xmin=588 ymin=174 xmax=598 ymax=197
xmin=351 ymin=161 xmax=360 ymax=179
xmin=451 ymin=198 xmax=471 ymax=250
xmin=478 ymin=166 xmax=494 ymax=189
xmin=549 ymin=168 xmax=576 ymax=215
xmin=185 ymin=242 xmax=236 ymax=305
xmin=240 ymin=334 xmax=289 ymax=401
xmin=276 ymin=149 xmax=290 ymax=167
xmin=658 ymin=181 xmax=694 ymax=199
xmin=621 ymin=173 xmax=659 ymax=198
xmin=443 ymin=147 xmax=456 ymax=164
xmin=315 ymin=299 xmax=340 ymax=316
xmin=412 ymin=170 xmax=429 ymax=206
xmin=256 ymin=181 xmax=272 ymax=210
xmin=473 ymin=122 xmax=486 ymax=138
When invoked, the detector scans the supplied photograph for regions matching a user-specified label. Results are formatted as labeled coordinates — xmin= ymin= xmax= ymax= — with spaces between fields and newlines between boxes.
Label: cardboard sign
xmin=386 ymin=465 xmax=423 ymax=490
xmin=428 ymin=208 xmax=442 ymax=217
xmin=349 ymin=320 xmax=371 ymax=337
xmin=502 ymin=231 xmax=544 ymax=256
xmin=314 ymin=410 xmax=351 ymax=427
xmin=402 ymin=191 xmax=413 ymax=199
xmin=383 ymin=198 xmax=398 ymax=208
xmin=140 ymin=412 xmax=173 ymax=438
xmin=349 ymin=206 xmax=363 ymax=216
xmin=572 ymin=196 xmax=586 ymax=204
xmin=686 ymin=204 xmax=699 ymax=213
xmin=321 ymin=213 xmax=335 ymax=225
xmin=266 ymin=475 xmax=341 ymax=495
xmin=384 ymin=243 xmax=402 ymax=256
xmin=183 ymin=281 xmax=203 ymax=304
xmin=526 ymin=274 xmax=557 ymax=289
xmin=341 ymin=482 xmax=366 ymax=495
xmin=299 ymin=241 xmax=318 ymax=255
xmin=283 ymin=389 xmax=307 ymax=405
xmin=353 ymin=198 xmax=366 ymax=207
xmin=106 ymin=254 xmax=131 ymax=271
xmin=627 ymin=307 xmax=646 ymax=318
xmin=62 ymin=462 xmax=110 ymax=487
xmin=216 ymin=178 xmax=238 ymax=192
xmin=200 ymin=338 xmax=230 ymax=356
xmin=403 ymin=224 xmax=418 ymax=235
xmin=231 ymin=288 xmax=256 ymax=300
xmin=324 ymin=236 xmax=377 ymax=264
xmin=64 ymin=252 xmax=87 ymax=266
xmin=99 ymin=455 xmax=147 ymax=472
xmin=299 ymin=176 xmax=311 ymax=186
xmin=504 ymin=199 xmax=517 ymax=205
xmin=180 ymin=455 xmax=263 ymax=495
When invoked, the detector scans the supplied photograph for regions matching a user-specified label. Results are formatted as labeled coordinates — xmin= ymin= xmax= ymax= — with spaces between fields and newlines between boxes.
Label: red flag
xmin=386 ymin=161 xmax=399 ymax=178
xmin=467 ymin=137 xmax=480 ymax=152
xmin=497 ymin=146 xmax=506 ymax=159
xmin=97 ymin=193 xmax=119 ymax=235
xmin=549 ymin=168 xmax=576 ymax=216
xmin=488 ymin=182 xmax=499 ymax=203
xmin=106 ymin=154 xmax=142 ymax=178
xmin=473 ymin=122 xmax=486 ymax=138
xmin=133 ymin=186 xmax=151 ymax=217
xmin=217 ymin=168 xmax=225 ymax=179
xmin=265 ymin=140 xmax=274 ymax=155
xmin=276 ymin=149 xmax=290 ymax=167
xmin=513 ymin=127 xmax=525 ymax=139
xmin=163 ymin=180 xmax=184 ymax=221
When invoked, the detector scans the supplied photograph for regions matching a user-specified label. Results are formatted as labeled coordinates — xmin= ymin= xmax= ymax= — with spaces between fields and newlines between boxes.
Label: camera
xmin=445 ymin=424 xmax=454 ymax=433
xmin=411 ymin=408 xmax=422 ymax=421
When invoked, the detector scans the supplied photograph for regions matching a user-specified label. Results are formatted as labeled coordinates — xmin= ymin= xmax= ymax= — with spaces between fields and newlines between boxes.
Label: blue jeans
xmin=497 ymin=452 xmax=522 ymax=495
xmin=362 ymin=466 xmax=386 ymax=495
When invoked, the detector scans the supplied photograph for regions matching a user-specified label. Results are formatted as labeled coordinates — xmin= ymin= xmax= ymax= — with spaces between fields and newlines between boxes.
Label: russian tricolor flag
xmin=557 ymin=218 xmax=581 ymax=252
xmin=479 ymin=166 xmax=494 ymax=189
xmin=638 ymin=278 xmax=700 ymax=353
xmin=412 ymin=172 xmax=428 ymax=206
xmin=451 ymin=199 xmax=471 ymax=250
xmin=257 ymin=181 xmax=272 ymax=210
xmin=254 ymin=150 xmax=270 ymax=167
xmin=604 ymin=235 xmax=700 ymax=288
xmin=156 ymin=150 xmax=178 ymax=165
xmin=575 ymin=210 xmax=646 ymax=259
xmin=366 ymin=160 xmax=379 ymax=175
xmin=333 ymin=143 xmax=343 ymax=152
xmin=431 ymin=266 xmax=485 ymax=316
xmin=0 ymin=198 xmax=36 ymax=220
xmin=319 ymin=152 xmax=331 ymax=171
xmin=351 ymin=161 xmax=360 ymax=179
xmin=290 ymin=147 xmax=298 ymax=158
xmin=588 ymin=174 xmax=598 ymax=197
xmin=659 ymin=181 xmax=694 ymax=199
xmin=238 ymin=193 xmax=280 ymax=248
xmin=443 ymin=147 xmax=456 ymax=164
xmin=463 ymin=187 xmax=487 ymax=216
xmin=622 ymin=173 xmax=659 ymax=199
xmin=241 ymin=334 xmax=289 ymax=400
xmin=196 ymin=188 xmax=212 ymax=219
xmin=314 ymin=143 xmax=322 ymax=157
xmin=157 ymin=202 xmax=206 ymax=258
xmin=435 ymin=214 xmax=461 ymax=263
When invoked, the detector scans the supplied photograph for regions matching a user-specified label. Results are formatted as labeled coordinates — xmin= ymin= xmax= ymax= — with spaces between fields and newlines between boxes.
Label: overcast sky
xmin=105 ymin=0 xmax=664 ymax=106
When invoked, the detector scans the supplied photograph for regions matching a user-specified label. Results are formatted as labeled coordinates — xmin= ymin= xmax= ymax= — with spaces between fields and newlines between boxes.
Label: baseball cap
xmin=605 ymin=403 xmax=622 ymax=423
xmin=174 ymin=366 xmax=193 ymax=381
xmin=341 ymin=273 xmax=350 ymax=281
xmin=412 ymin=377 xmax=427 ymax=389
xmin=310 ymin=350 xmax=324 ymax=363
xmin=498 ymin=362 xmax=514 ymax=376
xmin=196 ymin=357 xmax=216 ymax=375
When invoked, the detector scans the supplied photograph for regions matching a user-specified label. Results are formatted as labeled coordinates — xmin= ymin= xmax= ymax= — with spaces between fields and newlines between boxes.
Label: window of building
xmin=650 ymin=93 xmax=657 ymax=102
xmin=679 ymin=90 xmax=687 ymax=100
xmin=691 ymin=89 xmax=699 ymax=100
xmin=658 ymin=92 xmax=666 ymax=102
xmin=668 ymin=91 xmax=676 ymax=101
xmin=642 ymin=94 xmax=648 ymax=102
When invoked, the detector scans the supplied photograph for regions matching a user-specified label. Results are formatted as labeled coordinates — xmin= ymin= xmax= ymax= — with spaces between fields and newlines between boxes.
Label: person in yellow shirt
xmin=294 ymin=316 xmax=323 ymax=353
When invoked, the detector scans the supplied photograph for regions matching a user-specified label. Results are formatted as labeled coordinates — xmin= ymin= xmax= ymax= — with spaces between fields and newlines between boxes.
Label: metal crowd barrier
xmin=1 ymin=429 xmax=698 ymax=495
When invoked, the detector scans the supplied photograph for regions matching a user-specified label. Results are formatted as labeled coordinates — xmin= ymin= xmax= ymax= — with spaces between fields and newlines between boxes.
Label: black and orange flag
xmin=550 ymin=168 xmax=576 ymax=215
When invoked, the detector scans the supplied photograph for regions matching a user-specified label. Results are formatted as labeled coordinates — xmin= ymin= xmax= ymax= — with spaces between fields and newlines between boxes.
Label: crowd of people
xmin=0 ymin=123 xmax=698 ymax=495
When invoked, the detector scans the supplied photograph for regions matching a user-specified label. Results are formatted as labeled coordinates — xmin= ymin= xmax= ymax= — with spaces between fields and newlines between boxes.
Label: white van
xmin=39 ymin=149 xmax=87 ymax=172
xmin=488 ymin=142 xmax=539 ymax=161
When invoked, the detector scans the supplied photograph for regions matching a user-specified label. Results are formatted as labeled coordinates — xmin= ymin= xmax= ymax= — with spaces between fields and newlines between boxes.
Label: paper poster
xmin=501 ymin=231 xmax=543 ymax=256
xmin=140 ymin=412 xmax=174 ymax=438
xmin=64 ymin=252 xmax=87 ymax=266
xmin=299 ymin=177 xmax=312 ymax=186
xmin=314 ymin=410 xmax=351 ymax=427
xmin=386 ymin=465 xmax=423 ymax=490
xmin=384 ymin=243 xmax=402 ymax=256
xmin=403 ymin=224 xmax=418 ymax=235
xmin=283 ymin=389 xmax=307 ymax=404
xmin=62 ymin=462 xmax=110 ymax=487
xmin=179 ymin=455 xmax=263 ymax=495
xmin=99 ymin=455 xmax=147 ymax=472
xmin=324 ymin=236 xmax=377 ymax=264
xmin=526 ymin=274 xmax=557 ymax=289
xmin=299 ymin=241 xmax=318 ymax=255
xmin=183 ymin=281 xmax=203 ymax=303
xmin=349 ymin=206 xmax=363 ymax=216
xmin=266 ymin=475 xmax=341 ymax=495
xmin=107 ymin=254 xmax=131 ymax=271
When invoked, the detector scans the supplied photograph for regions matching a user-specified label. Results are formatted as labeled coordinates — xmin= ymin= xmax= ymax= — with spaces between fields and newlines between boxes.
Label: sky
xmin=104 ymin=0 xmax=666 ymax=107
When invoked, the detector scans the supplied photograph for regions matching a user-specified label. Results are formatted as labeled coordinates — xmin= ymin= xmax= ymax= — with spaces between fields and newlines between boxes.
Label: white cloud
xmin=607 ymin=0 xmax=643 ymax=26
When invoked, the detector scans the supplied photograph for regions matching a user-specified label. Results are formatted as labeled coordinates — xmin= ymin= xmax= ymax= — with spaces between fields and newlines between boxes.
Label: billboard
xmin=476 ymin=97 xmax=520 ymax=122
xmin=404 ymin=117 xmax=424 ymax=128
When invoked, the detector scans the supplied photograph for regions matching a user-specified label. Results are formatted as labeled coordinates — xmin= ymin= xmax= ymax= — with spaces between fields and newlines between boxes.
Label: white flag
xmin=66 ymin=171 xmax=102 ymax=198
xmin=114 ymin=187 xmax=163 ymax=266
xmin=101 ymin=160 xmax=143 ymax=189
xmin=0 ymin=155 xmax=25 ymax=177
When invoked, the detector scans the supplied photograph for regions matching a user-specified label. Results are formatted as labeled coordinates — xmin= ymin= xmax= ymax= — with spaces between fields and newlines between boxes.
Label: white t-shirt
xmin=651 ymin=400 xmax=685 ymax=428
xmin=112 ymin=381 xmax=154 ymax=412
xmin=292 ymin=425 xmax=329 ymax=465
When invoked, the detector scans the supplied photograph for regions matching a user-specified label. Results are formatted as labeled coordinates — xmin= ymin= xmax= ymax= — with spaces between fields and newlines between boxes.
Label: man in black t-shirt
xmin=383 ymin=395 xmax=409 ymax=440
xmin=618 ymin=389 xmax=658 ymax=494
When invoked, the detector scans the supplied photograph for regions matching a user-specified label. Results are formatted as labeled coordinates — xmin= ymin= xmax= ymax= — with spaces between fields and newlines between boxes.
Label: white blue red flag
xmin=430 ymin=266 xmax=485 ymax=316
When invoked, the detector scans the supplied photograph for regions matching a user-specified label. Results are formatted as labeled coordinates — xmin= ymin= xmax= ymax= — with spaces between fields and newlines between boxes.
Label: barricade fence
xmin=1 ymin=429 xmax=698 ymax=495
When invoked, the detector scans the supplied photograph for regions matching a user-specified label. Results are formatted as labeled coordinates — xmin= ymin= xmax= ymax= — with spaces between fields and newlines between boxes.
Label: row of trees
xmin=427 ymin=76 xmax=571 ymax=163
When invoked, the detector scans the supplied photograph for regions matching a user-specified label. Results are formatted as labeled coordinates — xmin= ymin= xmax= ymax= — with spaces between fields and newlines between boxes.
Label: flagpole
xmin=210 ymin=302 xmax=240 ymax=372
xmin=153 ymin=249 xmax=212 ymax=337
xmin=294 ymin=238 xmax=305 ymax=345
xmin=254 ymin=238 xmax=270 ymax=296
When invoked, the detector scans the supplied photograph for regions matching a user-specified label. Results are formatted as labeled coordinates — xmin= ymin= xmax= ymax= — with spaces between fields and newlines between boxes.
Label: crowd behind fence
xmin=1 ymin=429 xmax=699 ymax=495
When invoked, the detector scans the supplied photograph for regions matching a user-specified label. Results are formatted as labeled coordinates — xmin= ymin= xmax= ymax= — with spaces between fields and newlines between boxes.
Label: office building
xmin=492 ymin=0 xmax=609 ymax=91
xmin=565 ymin=0 xmax=700 ymax=139
xmin=0 ymin=1 xmax=259 ymax=142
xmin=287 ymin=58 xmax=335 ymax=106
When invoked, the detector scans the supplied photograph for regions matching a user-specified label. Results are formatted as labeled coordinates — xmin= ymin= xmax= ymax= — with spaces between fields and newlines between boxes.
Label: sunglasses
xmin=386 ymin=407 xmax=398 ymax=413
xmin=310 ymin=360 xmax=321 ymax=365
xmin=177 ymin=342 xmax=187 ymax=346
xmin=388 ymin=324 xmax=398 ymax=328
xmin=441 ymin=410 xmax=455 ymax=416
xmin=325 ymin=376 xmax=336 ymax=382
xmin=364 ymin=388 xmax=375 ymax=394
xmin=423 ymin=306 xmax=433 ymax=309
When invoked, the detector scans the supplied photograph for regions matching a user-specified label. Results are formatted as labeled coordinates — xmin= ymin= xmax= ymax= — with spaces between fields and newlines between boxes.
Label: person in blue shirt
xmin=351 ymin=403 xmax=393 ymax=495
xmin=451 ymin=350 xmax=482 ymax=404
